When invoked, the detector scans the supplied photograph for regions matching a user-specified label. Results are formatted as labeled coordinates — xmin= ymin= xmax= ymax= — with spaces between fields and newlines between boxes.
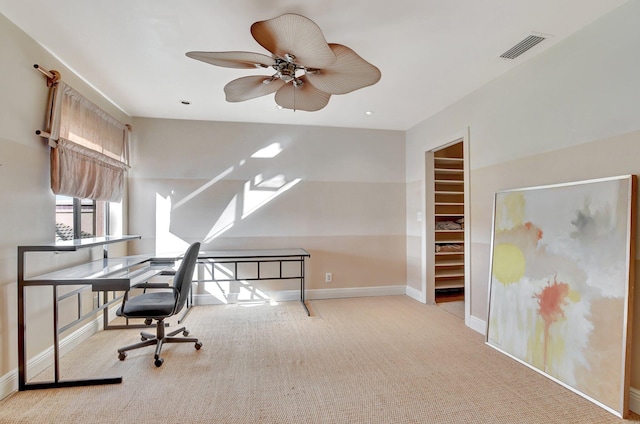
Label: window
xmin=55 ymin=195 xmax=109 ymax=241
xmin=37 ymin=73 xmax=127 ymax=241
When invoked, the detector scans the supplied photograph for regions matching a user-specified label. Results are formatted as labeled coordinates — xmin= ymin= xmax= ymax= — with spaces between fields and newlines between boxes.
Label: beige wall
xmin=128 ymin=117 xmax=407 ymax=293
xmin=0 ymin=13 xmax=132 ymax=385
xmin=406 ymin=0 xmax=640 ymax=389
xmin=471 ymin=131 xmax=640 ymax=318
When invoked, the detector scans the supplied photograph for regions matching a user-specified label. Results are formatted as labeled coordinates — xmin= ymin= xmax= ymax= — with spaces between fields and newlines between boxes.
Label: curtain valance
xmin=42 ymin=78 xmax=129 ymax=202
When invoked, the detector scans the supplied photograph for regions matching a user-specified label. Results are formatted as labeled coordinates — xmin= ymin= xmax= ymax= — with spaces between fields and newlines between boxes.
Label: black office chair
xmin=117 ymin=242 xmax=203 ymax=367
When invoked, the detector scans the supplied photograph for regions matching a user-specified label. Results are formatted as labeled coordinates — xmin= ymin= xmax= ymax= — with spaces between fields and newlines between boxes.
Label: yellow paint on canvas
xmin=530 ymin=313 xmax=569 ymax=373
xmin=496 ymin=193 xmax=526 ymax=231
xmin=568 ymin=288 xmax=581 ymax=303
xmin=492 ymin=243 xmax=526 ymax=285
xmin=530 ymin=319 xmax=546 ymax=367
xmin=547 ymin=334 xmax=567 ymax=372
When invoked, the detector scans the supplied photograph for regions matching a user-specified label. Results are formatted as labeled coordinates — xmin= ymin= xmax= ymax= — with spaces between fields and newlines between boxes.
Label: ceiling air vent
xmin=500 ymin=35 xmax=546 ymax=59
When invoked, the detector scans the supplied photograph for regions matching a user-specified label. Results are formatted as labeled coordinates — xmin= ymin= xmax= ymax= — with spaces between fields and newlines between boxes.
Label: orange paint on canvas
xmin=524 ymin=221 xmax=543 ymax=241
xmin=534 ymin=275 xmax=569 ymax=371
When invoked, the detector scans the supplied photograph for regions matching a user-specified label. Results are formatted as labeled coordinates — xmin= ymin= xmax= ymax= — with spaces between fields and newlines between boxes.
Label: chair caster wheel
xmin=141 ymin=336 xmax=148 ymax=341
xmin=183 ymin=330 xmax=190 ymax=337
xmin=154 ymin=358 xmax=164 ymax=367
xmin=144 ymin=318 xmax=152 ymax=326
xmin=195 ymin=341 xmax=203 ymax=350
xmin=118 ymin=352 xmax=127 ymax=361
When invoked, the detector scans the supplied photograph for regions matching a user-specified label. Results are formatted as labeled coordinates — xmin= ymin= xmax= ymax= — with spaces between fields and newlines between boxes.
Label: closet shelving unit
xmin=433 ymin=142 xmax=465 ymax=294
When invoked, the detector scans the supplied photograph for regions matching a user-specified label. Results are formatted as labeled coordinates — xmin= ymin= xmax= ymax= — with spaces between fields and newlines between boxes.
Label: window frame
xmin=56 ymin=196 xmax=110 ymax=240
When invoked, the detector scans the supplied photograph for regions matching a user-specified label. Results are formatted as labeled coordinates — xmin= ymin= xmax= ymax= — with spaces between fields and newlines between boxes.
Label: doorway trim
xmin=422 ymin=128 xmax=471 ymax=326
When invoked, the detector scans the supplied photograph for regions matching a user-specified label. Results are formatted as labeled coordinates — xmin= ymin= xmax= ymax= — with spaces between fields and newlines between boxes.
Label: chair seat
xmin=116 ymin=242 xmax=201 ymax=367
xmin=118 ymin=292 xmax=175 ymax=318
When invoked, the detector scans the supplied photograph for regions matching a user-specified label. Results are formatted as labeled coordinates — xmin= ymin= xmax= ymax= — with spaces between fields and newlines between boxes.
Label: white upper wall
xmin=129 ymin=118 xmax=405 ymax=183
xmin=406 ymin=0 xmax=640 ymax=176
xmin=129 ymin=117 xmax=406 ymax=242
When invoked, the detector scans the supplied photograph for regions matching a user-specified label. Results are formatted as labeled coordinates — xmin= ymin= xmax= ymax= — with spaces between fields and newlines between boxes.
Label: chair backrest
xmin=171 ymin=242 xmax=201 ymax=315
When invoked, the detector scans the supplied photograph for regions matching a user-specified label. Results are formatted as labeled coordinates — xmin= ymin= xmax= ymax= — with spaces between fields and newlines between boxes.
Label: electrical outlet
xmin=325 ymin=272 xmax=332 ymax=283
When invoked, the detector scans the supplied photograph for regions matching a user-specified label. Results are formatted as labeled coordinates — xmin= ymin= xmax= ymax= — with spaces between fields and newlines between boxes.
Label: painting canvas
xmin=486 ymin=175 xmax=636 ymax=417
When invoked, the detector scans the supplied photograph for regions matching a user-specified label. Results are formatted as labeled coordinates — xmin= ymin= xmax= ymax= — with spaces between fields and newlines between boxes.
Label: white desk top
xmin=29 ymin=255 xmax=155 ymax=281
xmin=19 ymin=235 xmax=141 ymax=252
xmin=24 ymin=255 xmax=171 ymax=291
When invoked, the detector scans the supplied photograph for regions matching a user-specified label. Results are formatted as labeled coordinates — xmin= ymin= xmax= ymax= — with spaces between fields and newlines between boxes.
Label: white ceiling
xmin=0 ymin=0 xmax=628 ymax=131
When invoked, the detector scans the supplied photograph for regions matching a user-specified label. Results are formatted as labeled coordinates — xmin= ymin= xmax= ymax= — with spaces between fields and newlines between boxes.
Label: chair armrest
xmin=132 ymin=282 xmax=172 ymax=289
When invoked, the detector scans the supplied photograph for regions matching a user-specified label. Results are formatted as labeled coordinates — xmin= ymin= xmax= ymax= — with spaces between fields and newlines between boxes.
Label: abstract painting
xmin=486 ymin=175 xmax=636 ymax=417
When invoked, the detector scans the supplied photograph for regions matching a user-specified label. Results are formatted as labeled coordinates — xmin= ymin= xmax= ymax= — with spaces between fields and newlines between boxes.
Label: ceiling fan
xmin=186 ymin=13 xmax=381 ymax=112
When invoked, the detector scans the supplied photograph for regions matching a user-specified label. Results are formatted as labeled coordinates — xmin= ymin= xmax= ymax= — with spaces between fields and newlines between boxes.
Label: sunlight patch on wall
xmin=236 ymin=284 xmax=271 ymax=302
xmin=251 ymin=142 xmax=283 ymax=158
xmin=200 ymin=280 xmax=230 ymax=304
xmin=172 ymin=165 xmax=235 ymax=211
xmin=242 ymin=175 xmax=301 ymax=219
xmin=153 ymin=141 xmax=302 ymax=244
xmin=155 ymin=193 xmax=188 ymax=255
xmin=200 ymin=281 xmax=273 ymax=305
xmin=203 ymin=195 xmax=238 ymax=243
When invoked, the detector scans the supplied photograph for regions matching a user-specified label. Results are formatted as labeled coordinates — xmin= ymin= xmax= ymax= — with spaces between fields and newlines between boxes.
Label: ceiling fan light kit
xmin=186 ymin=13 xmax=381 ymax=112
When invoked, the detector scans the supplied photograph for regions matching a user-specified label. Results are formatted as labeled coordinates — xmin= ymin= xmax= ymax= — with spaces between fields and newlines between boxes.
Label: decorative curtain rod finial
xmin=34 ymin=64 xmax=61 ymax=87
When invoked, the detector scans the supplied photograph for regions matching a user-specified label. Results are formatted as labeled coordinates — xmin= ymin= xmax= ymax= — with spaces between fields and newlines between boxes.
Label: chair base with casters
xmin=117 ymin=318 xmax=202 ymax=367
xmin=116 ymin=242 xmax=203 ymax=367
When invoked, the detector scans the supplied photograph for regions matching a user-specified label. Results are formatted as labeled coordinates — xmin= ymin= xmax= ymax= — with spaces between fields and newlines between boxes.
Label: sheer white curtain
xmin=46 ymin=82 xmax=129 ymax=202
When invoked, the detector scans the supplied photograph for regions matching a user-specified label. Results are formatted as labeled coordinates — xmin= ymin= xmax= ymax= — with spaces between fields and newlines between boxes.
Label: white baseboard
xmin=405 ymin=285 xmax=424 ymax=303
xmin=193 ymin=285 xmax=408 ymax=306
xmin=629 ymin=387 xmax=640 ymax=414
xmin=308 ymin=285 xmax=407 ymax=299
xmin=468 ymin=315 xmax=487 ymax=335
xmin=0 ymin=370 xmax=16 ymax=401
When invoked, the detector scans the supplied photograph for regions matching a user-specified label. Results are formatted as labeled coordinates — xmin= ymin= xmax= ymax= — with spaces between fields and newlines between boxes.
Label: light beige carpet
xmin=438 ymin=300 xmax=465 ymax=319
xmin=1 ymin=296 xmax=638 ymax=423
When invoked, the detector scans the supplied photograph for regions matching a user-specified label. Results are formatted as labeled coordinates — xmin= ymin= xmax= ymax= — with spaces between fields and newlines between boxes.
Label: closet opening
xmin=427 ymin=140 xmax=466 ymax=307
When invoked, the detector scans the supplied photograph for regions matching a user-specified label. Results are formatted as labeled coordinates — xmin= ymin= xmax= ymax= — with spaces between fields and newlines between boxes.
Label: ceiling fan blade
xmin=305 ymin=44 xmax=381 ymax=95
xmin=274 ymin=77 xmax=331 ymax=112
xmin=224 ymin=76 xmax=285 ymax=102
xmin=186 ymin=51 xmax=275 ymax=69
xmin=251 ymin=14 xmax=336 ymax=69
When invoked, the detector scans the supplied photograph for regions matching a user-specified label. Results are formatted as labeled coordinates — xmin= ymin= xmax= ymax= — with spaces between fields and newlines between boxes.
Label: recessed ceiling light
xmin=181 ymin=100 xmax=191 ymax=105
xmin=364 ymin=111 xmax=374 ymax=116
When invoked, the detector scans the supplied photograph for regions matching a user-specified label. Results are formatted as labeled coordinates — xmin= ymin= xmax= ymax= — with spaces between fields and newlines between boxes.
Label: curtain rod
xmin=34 ymin=64 xmax=61 ymax=87
xmin=34 ymin=64 xmax=60 ymax=140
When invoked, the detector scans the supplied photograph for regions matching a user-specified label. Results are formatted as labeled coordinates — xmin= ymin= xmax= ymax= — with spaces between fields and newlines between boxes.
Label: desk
xmin=191 ymin=249 xmax=311 ymax=316
xmin=17 ymin=242 xmax=310 ymax=391
xmin=17 ymin=236 xmax=171 ymax=391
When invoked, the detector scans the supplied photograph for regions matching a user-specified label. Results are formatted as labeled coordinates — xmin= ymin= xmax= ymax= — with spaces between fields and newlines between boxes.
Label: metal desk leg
xmin=19 ymin=285 xmax=121 ymax=390
xmin=300 ymin=256 xmax=310 ymax=316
